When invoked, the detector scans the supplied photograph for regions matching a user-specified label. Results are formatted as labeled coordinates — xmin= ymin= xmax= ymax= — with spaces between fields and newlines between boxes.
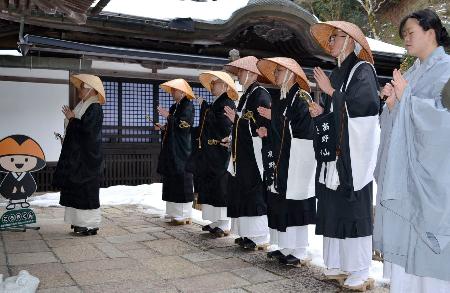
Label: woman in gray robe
xmin=374 ymin=9 xmax=450 ymax=293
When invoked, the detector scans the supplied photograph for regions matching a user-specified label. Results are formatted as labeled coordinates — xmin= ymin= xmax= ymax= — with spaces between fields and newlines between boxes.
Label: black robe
xmin=0 ymin=172 xmax=36 ymax=201
xmin=227 ymin=82 xmax=271 ymax=218
xmin=266 ymin=84 xmax=316 ymax=232
xmin=53 ymin=103 xmax=103 ymax=210
xmin=193 ymin=93 xmax=235 ymax=207
xmin=315 ymin=53 xmax=380 ymax=239
xmin=157 ymin=97 xmax=195 ymax=203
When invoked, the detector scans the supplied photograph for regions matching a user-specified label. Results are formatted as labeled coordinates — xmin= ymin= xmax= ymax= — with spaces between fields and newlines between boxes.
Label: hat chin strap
xmin=337 ymin=35 xmax=350 ymax=68
xmin=354 ymin=42 xmax=362 ymax=56
xmin=242 ymin=71 xmax=250 ymax=92
xmin=280 ymin=71 xmax=293 ymax=100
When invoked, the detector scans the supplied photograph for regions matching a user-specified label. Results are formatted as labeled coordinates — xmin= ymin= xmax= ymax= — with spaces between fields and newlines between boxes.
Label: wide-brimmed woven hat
xmin=442 ymin=78 xmax=450 ymax=110
xmin=160 ymin=79 xmax=195 ymax=100
xmin=310 ymin=21 xmax=374 ymax=64
xmin=199 ymin=71 xmax=239 ymax=100
xmin=70 ymin=74 xmax=106 ymax=105
xmin=224 ymin=56 xmax=268 ymax=83
xmin=256 ymin=57 xmax=310 ymax=92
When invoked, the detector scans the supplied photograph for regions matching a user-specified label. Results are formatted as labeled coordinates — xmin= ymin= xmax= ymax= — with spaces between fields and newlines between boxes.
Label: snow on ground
xmin=27 ymin=183 xmax=388 ymax=285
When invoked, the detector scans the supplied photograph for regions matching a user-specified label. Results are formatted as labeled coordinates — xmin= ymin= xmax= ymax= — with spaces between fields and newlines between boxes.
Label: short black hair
xmin=399 ymin=9 xmax=450 ymax=47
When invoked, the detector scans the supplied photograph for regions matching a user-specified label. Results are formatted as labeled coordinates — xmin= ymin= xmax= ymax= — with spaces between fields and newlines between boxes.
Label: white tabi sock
xmin=344 ymin=268 xmax=370 ymax=287
xmin=248 ymin=234 xmax=269 ymax=245
xmin=291 ymin=247 xmax=308 ymax=260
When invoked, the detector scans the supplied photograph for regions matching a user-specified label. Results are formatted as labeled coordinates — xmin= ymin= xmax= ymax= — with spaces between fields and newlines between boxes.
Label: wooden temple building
xmin=0 ymin=0 xmax=404 ymax=191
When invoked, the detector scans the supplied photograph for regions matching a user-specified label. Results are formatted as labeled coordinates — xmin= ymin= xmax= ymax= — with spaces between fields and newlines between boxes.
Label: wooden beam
xmin=90 ymin=0 xmax=109 ymax=16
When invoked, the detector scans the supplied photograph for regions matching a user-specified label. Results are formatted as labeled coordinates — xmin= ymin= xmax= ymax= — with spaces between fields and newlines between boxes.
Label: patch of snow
xmin=103 ymin=0 xmax=249 ymax=21
xmin=367 ymin=37 xmax=406 ymax=56
xmin=0 ymin=50 xmax=22 ymax=56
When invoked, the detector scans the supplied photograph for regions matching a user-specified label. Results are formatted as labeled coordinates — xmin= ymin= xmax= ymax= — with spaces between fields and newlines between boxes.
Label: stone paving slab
xmin=182 ymin=251 xmax=224 ymax=263
xmin=125 ymin=248 xmax=162 ymax=260
xmin=112 ymin=241 xmax=147 ymax=251
xmin=142 ymin=238 xmax=201 ymax=256
xmin=53 ymin=244 xmax=107 ymax=263
xmin=8 ymin=252 xmax=58 ymax=266
xmin=38 ymin=286 xmax=82 ymax=293
xmin=69 ymin=267 xmax=161 ymax=286
xmin=0 ymin=205 xmax=388 ymax=292
xmin=196 ymin=257 xmax=253 ymax=273
xmin=231 ymin=267 xmax=284 ymax=284
xmin=122 ymin=223 xmax=166 ymax=233
xmin=104 ymin=232 xmax=156 ymax=244
xmin=81 ymin=280 xmax=179 ymax=293
xmin=93 ymin=242 xmax=128 ymax=258
xmin=139 ymin=255 xmax=207 ymax=280
xmin=46 ymin=236 xmax=106 ymax=248
xmin=63 ymin=258 xmax=141 ymax=274
xmin=4 ymin=239 xmax=50 ymax=254
xmin=172 ymin=272 xmax=251 ymax=293
xmin=0 ymin=265 xmax=9 ymax=277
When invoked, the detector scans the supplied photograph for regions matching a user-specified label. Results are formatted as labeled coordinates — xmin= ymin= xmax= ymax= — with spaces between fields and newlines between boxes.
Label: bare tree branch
xmin=374 ymin=0 xmax=389 ymax=13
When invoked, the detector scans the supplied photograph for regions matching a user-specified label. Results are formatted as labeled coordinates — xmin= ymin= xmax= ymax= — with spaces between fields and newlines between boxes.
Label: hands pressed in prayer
xmin=224 ymin=106 xmax=236 ymax=123
xmin=381 ymin=83 xmax=397 ymax=111
xmin=220 ymin=136 xmax=231 ymax=148
xmin=197 ymin=96 xmax=204 ymax=105
xmin=157 ymin=106 xmax=170 ymax=118
xmin=257 ymin=106 xmax=271 ymax=120
xmin=256 ymin=127 xmax=268 ymax=138
xmin=308 ymin=102 xmax=324 ymax=117
xmin=62 ymin=105 xmax=75 ymax=119
xmin=154 ymin=123 xmax=163 ymax=131
xmin=391 ymin=69 xmax=408 ymax=101
xmin=313 ymin=67 xmax=335 ymax=96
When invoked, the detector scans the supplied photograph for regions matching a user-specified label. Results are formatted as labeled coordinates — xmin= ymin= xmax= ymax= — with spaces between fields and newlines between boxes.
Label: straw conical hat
xmin=0 ymin=135 xmax=46 ymax=172
xmin=70 ymin=74 xmax=106 ymax=105
xmin=199 ymin=71 xmax=239 ymax=101
xmin=442 ymin=78 xmax=450 ymax=110
xmin=256 ymin=57 xmax=311 ymax=92
xmin=224 ymin=56 xmax=268 ymax=83
xmin=310 ymin=21 xmax=374 ymax=64
xmin=160 ymin=79 xmax=195 ymax=100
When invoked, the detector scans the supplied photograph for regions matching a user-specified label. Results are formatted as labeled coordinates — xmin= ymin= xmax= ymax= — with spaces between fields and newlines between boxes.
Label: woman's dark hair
xmin=399 ymin=9 xmax=450 ymax=47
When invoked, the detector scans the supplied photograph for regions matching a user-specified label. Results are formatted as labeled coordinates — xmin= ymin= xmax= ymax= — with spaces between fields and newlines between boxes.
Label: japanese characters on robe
xmin=266 ymin=83 xmax=316 ymax=235
xmin=194 ymin=93 xmax=236 ymax=208
xmin=314 ymin=52 xmax=380 ymax=239
xmin=227 ymin=82 xmax=271 ymax=218
xmin=53 ymin=101 xmax=103 ymax=210
xmin=374 ymin=47 xmax=450 ymax=282
xmin=157 ymin=97 xmax=195 ymax=204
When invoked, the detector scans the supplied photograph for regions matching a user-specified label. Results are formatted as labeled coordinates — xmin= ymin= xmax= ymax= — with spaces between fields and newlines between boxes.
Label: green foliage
xmin=294 ymin=0 xmax=367 ymax=29
xmin=293 ymin=0 xmax=448 ymax=46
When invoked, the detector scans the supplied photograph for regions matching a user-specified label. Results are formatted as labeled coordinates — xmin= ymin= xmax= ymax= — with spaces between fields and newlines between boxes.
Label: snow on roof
xmin=102 ymin=0 xmax=249 ymax=21
xmin=367 ymin=37 xmax=406 ymax=56
xmin=0 ymin=50 xmax=22 ymax=56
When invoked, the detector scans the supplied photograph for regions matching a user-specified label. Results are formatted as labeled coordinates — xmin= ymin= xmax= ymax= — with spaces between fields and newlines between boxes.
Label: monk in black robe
xmin=53 ymin=74 xmax=105 ymax=236
xmin=157 ymin=79 xmax=195 ymax=225
xmin=223 ymin=56 xmax=271 ymax=250
xmin=193 ymin=71 xmax=238 ymax=237
xmin=256 ymin=57 xmax=317 ymax=267
xmin=309 ymin=21 xmax=380 ymax=290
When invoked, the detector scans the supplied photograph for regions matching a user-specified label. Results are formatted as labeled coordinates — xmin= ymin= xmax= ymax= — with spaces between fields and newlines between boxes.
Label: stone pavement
xmin=0 ymin=205 xmax=389 ymax=293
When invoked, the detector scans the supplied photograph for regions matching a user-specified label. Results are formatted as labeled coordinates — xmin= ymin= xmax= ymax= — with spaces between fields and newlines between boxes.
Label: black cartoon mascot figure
xmin=0 ymin=135 xmax=46 ymax=210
